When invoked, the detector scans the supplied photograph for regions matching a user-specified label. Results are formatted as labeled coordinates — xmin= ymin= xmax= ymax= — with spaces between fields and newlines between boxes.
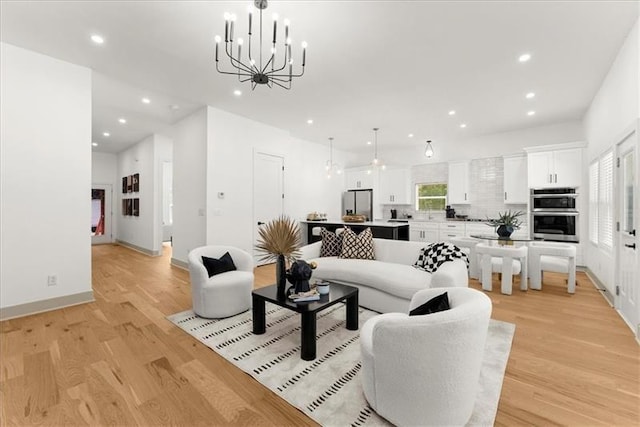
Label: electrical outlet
xmin=47 ymin=275 xmax=57 ymax=286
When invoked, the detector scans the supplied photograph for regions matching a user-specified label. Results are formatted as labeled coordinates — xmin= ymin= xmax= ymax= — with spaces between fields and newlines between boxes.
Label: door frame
xmin=614 ymin=119 xmax=639 ymax=338
xmin=91 ymin=183 xmax=113 ymax=245
xmin=252 ymin=149 xmax=285 ymax=266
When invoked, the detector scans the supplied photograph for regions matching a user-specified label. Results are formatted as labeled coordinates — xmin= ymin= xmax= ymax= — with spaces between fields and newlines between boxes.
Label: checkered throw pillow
xmin=414 ymin=242 xmax=469 ymax=273
xmin=339 ymin=227 xmax=375 ymax=260
xmin=319 ymin=228 xmax=342 ymax=257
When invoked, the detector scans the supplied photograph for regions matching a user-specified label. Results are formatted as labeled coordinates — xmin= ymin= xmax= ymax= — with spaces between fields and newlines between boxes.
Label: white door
xmin=253 ymin=152 xmax=284 ymax=265
xmin=616 ymin=126 xmax=638 ymax=337
xmin=91 ymin=184 xmax=112 ymax=245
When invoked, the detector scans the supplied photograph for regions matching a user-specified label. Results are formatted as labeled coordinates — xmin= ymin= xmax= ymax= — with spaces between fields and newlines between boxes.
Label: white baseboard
xmin=116 ymin=239 xmax=162 ymax=256
xmin=584 ymin=267 xmax=614 ymax=306
xmin=0 ymin=291 xmax=95 ymax=321
xmin=171 ymin=258 xmax=188 ymax=270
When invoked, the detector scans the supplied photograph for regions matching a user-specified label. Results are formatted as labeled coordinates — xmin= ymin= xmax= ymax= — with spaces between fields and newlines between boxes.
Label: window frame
xmin=415 ymin=182 xmax=448 ymax=211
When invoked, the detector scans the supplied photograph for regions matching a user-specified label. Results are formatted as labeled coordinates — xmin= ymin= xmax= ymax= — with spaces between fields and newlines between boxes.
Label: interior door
xmin=253 ymin=152 xmax=284 ymax=265
xmin=616 ymin=126 xmax=638 ymax=337
xmin=91 ymin=184 xmax=112 ymax=245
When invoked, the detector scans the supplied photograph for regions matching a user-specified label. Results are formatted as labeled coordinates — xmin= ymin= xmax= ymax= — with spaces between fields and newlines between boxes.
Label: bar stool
xmin=449 ymin=237 xmax=480 ymax=279
xmin=476 ymin=243 xmax=528 ymax=295
xmin=528 ymin=242 xmax=577 ymax=293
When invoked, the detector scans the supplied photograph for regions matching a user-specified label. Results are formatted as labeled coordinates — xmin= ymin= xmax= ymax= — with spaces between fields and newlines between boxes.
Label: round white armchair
xmin=360 ymin=287 xmax=492 ymax=426
xmin=187 ymin=246 xmax=254 ymax=318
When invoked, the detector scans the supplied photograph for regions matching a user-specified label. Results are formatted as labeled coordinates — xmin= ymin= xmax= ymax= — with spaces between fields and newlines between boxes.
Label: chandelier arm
xmin=268 ymin=67 xmax=305 ymax=78
xmin=223 ymin=42 xmax=255 ymax=74
xmin=270 ymin=79 xmax=291 ymax=90
xmin=261 ymin=54 xmax=276 ymax=74
xmin=215 ymin=61 xmax=254 ymax=77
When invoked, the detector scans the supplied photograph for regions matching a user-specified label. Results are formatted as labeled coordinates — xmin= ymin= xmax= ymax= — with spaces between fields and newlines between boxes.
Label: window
xmin=416 ymin=183 xmax=447 ymax=210
xmin=589 ymin=150 xmax=614 ymax=251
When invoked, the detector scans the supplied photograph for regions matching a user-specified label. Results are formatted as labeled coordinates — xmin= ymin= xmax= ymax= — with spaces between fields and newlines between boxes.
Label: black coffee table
xmin=252 ymin=282 xmax=359 ymax=361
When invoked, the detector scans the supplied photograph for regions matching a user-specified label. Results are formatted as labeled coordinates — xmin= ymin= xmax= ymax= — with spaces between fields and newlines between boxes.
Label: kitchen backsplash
xmin=381 ymin=157 xmax=527 ymax=223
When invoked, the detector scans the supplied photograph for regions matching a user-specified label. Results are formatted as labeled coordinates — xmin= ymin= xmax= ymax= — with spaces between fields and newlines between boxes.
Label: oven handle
xmin=532 ymin=211 xmax=579 ymax=216
xmin=531 ymin=194 xmax=579 ymax=198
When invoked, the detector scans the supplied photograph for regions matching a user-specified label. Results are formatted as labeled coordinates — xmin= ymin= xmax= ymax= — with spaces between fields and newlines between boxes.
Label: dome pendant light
xmin=424 ymin=140 xmax=434 ymax=158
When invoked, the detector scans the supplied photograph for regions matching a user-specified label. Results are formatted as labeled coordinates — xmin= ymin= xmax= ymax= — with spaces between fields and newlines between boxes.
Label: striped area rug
xmin=167 ymin=304 xmax=515 ymax=426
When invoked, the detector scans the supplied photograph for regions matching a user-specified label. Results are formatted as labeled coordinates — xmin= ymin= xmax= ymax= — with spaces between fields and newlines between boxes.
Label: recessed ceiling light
xmin=448 ymin=110 xmax=456 ymax=116
xmin=92 ymin=142 xmax=98 ymax=147
xmin=459 ymin=123 xmax=467 ymax=128
xmin=525 ymin=92 xmax=536 ymax=99
xmin=518 ymin=53 xmax=532 ymax=63
xmin=307 ymin=119 xmax=313 ymax=124
xmin=118 ymin=118 xmax=127 ymax=124
xmin=90 ymin=34 xmax=104 ymax=44
xmin=141 ymin=97 xmax=151 ymax=104
xmin=366 ymin=141 xmax=372 ymax=145
xmin=103 ymin=132 xmax=110 ymax=137
xmin=408 ymin=133 xmax=414 ymax=138
xmin=527 ymin=110 xmax=536 ymax=116
xmin=233 ymin=89 xmax=242 ymax=96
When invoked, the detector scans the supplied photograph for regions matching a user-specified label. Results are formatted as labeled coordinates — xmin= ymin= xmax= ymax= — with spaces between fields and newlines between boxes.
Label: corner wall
xmin=0 ymin=43 xmax=93 ymax=316
xmin=582 ymin=18 xmax=639 ymax=294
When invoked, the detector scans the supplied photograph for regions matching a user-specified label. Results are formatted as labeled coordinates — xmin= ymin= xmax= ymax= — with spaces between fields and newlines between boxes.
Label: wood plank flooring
xmin=1 ymin=243 xmax=638 ymax=426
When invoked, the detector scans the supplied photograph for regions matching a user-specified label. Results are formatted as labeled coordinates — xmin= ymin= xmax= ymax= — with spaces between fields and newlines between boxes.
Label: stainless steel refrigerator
xmin=342 ymin=189 xmax=373 ymax=220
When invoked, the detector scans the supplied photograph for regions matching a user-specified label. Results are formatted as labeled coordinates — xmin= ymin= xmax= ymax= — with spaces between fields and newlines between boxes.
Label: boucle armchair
xmin=188 ymin=246 xmax=254 ymax=318
xmin=360 ymin=287 xmax=492 ymax=426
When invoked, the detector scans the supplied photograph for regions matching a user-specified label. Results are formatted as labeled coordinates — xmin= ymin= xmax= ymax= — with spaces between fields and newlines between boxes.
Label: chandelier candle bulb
xmin=273 ymin=19 xmax=277 ymax=44
xmin=230 ymin=20 xmax=234 ymax=42
xmin=225 ymin=19 xmax=229 ymax=42
xmin=248 ymin=10 xmax=252 ymax=34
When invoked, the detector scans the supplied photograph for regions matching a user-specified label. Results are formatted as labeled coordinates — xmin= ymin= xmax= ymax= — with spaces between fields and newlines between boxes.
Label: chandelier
xmin=325 ymin=137 xmax=343 ymax=179
xmin=425 ymin=140 xmax=434 ymax=158
xmin=368 ymin=128 xmax=385 ymax=173
xmin=214 ymin=0 xmax=307 ymax=90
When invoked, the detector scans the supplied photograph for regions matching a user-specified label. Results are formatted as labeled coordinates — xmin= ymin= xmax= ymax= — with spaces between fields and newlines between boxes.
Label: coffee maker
xmin=390 ymin=209 xmax=397 ymax=219
xmin=445 ymin=205 xmax=456 ymax=219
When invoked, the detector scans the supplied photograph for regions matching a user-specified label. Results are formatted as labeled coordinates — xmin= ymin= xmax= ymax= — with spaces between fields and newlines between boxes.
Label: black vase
xmin=496 ymin=224 xmax=514 ymax=239
xmin=276 ymin=254 xmax=287 ymax=300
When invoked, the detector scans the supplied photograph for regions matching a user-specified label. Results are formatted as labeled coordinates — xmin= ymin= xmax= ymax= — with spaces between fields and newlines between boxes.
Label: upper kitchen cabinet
xmin=448 ymin=161 xmax=470 ymax=204
xmin=345 ymin=168 xmax=375 ymax=190
xmin=526 ymin=145 xmax=584 ymax=188
xmin=503 ymin=154 xmax=528 ymax=204
xmin=379 ymin=168 xmax=411 ymax=204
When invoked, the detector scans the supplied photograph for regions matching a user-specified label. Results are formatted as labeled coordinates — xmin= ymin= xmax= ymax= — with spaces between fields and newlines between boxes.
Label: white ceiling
xmin=1 ymin=1 xmax=637 ymax=154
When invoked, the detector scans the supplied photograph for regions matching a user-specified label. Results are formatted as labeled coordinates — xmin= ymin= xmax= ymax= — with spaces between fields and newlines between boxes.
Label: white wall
xmin=92 ymin=151 xmax=118 ymax=242
xmin=0 ymin=43 xmax=92 ymax=310
xmin=168 ymin=108 xmax=208 ymax=264
xmin=205 ymin=107 xmax=349 ymax=257
xmin=350 ymin=120 xmax=585 ymax=168
xmin=582 ymin=19 xmax=639 ymax=294
xmin=154 ymin=134 xmax=173 ymax=247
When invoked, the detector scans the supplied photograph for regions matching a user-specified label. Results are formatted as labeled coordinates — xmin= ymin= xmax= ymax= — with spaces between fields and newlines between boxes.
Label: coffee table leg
xmin=346 ymin=292 xmax=359 ymax=330
xmin=252 ymin=294 xmax=266 ymax=334
xmin=301 ymin=312 xmax=316 ymax=361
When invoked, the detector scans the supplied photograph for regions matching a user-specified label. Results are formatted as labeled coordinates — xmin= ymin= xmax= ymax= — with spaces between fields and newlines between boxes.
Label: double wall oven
xmin=530 ymin=188 xmax=579 ymax=242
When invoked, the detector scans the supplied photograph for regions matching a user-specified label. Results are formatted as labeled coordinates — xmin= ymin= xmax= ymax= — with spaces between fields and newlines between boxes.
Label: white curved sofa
xmin=299 ymin=238 xmax=468 ymax=313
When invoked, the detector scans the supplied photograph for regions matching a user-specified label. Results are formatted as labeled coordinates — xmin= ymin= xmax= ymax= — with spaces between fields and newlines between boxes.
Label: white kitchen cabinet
xmin=345 ymin=168 xmax=375 ymax=190
xmin=439 ymin=222 xmax=465 ymax=242
xmin=448 ymin=161 xmax=470 ymax=204
xmin=503 ymin=155 xmax=529 ymax=204
xmin=410 ymin=222 xmax=439 ymax=243
xmin=527 ymin=148 xmax=582 ymax=188
xmin=379 ymin=168 xmax=411 ymax=204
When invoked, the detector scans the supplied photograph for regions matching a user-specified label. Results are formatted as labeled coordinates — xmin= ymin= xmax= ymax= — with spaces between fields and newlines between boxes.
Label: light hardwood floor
xmin=1 ymin=243 xmax=638 ymax=426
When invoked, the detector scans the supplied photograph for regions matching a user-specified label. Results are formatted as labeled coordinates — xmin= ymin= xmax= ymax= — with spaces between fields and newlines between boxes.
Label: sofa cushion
xmin=320 ymin=228 xmax=342 ymax=257
xmin=414 ymin=242 xmax=469 ymax=273
xmin=340 ymin=227 xmax=375 ymax=260
xmin=202 ymin=252 xmax=237 ymax=277
xmin=310 ymin=257 xmax=431 ymax=299
xmin=409 ymin=292 xmax=450 ymax=316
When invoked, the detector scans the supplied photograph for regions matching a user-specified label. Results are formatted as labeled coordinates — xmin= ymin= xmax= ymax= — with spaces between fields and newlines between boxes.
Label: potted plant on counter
xmin=255 ymin=215 xmax=301 ymax=299
xmin=486 ymin=210 xmax=524 ymax=239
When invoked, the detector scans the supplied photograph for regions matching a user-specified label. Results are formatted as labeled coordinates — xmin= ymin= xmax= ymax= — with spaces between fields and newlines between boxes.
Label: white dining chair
xmin=528 ymin=242 xmax=577 ymax=293
xmin=476 ymin=243 xmax=528 ymax=295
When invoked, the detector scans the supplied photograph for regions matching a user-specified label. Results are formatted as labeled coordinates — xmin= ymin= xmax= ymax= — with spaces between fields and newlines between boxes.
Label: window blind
xmin=598 ymin=151 xmax=614 ymax=250
xmin=589 ymin=162 xmax=599 ymax=244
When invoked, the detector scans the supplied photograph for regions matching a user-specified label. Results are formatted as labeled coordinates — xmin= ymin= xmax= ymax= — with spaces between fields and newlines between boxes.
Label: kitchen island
xmin=301 ymin=220 xmax=410 ymax=243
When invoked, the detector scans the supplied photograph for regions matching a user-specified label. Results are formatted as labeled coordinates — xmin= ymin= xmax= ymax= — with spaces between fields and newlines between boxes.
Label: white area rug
xmin=168 ymin=304 xmax=515 ymax=426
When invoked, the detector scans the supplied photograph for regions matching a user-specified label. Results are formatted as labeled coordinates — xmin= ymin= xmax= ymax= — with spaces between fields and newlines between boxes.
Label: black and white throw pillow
xmin=339 ymin=227 xmax=375 ymax=260
xmin=413 ymin=242 xmax=468 ymax=273
xmin=320 ymin=228 xmax=342 ymax=257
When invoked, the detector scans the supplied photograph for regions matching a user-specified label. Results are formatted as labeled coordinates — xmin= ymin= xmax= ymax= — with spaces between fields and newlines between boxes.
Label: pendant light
xmin=369 ymin=128 xmax=385 ymax=172
xmin=326 ymin=137 xmax=343 ymax=178
xmin=424 ymin=140 xmax=434 ymax=158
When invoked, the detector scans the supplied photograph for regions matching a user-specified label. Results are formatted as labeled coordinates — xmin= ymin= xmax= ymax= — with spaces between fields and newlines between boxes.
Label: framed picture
xmin=126 ymin=199 xmax=133 ymax=216
xmin=122 ymin=177 xmax=127 ymax=194
xmin=133 ymin=198 xmax=140 ymax=216
xmin=127 ymin=175 xmax=133 ymax=193
xmin=133 ymin=173 xmax=140 ymax=192
xmin=122 ymin=199 xmax=127 ymax=215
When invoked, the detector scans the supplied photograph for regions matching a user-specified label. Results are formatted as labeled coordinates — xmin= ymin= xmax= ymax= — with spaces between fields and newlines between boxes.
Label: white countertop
xmin=301 ymin=220 xmax=410 ymax=228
